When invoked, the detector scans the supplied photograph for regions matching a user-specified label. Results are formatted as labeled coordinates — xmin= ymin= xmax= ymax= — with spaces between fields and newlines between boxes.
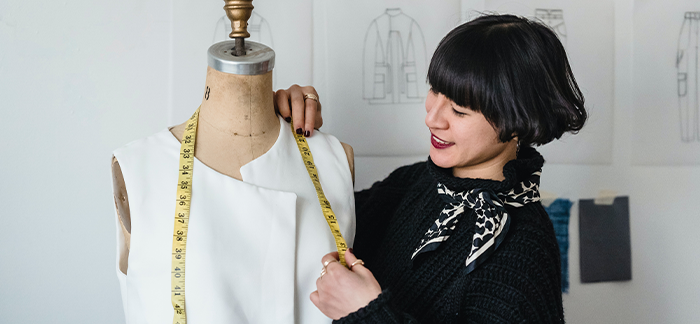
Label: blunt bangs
xmin=428 ymin=25 xmax=488 ymax=113
xmin=427 ymin=14 xmax=587 ymax=146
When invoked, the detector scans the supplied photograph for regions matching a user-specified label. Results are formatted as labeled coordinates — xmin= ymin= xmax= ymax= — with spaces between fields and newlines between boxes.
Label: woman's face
xmin=425 ymin=90 xmax=516 ymax=179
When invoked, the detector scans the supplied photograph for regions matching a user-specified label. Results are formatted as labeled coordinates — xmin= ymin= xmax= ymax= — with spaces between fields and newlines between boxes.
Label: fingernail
xmin=348 ymin=248 xmax=354 ymax=254
xmin=304 ymin=130 xmax=310 ymax=137
xmin=296 ymin=128 xmax=303 ymax=135
xmin=285 ymin=117 xmax=291 ymax=122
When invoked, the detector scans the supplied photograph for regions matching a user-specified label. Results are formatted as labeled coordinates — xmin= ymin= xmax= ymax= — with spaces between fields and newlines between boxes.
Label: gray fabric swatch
xmin=578 ymin=196 xmax=632 ymax=283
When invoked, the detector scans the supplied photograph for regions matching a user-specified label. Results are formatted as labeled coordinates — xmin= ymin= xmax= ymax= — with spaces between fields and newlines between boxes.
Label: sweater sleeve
xmin=333 ymin=290 xmax=419 ymax=324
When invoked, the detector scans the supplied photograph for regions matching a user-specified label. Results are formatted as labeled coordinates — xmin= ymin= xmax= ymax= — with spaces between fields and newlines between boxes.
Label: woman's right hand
xmin=274 ymin=85 xmax=323 ymax=137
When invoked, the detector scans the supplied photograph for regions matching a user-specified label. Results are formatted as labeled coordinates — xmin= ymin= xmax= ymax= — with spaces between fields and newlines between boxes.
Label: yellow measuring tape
xmin=170 ymin=108 xmax=198 ymax=324
xmin=170 ymin=107 xmax=348 ymax=323
xmin=289 ymin=123 xmax=349 ymax=267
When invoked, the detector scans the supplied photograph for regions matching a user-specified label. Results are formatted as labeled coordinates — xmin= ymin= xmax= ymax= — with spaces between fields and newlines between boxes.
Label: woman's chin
xmin=429 ymin=151 xmax=455 ymax=169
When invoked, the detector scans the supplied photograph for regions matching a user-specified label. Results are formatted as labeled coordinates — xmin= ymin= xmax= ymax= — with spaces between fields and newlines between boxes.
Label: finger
xmin=315 ymin=99 xmax=323 ymax=130
xmin=274 ymin=89 xmax=292 ymax=122
xmin=321 ymin=251 xmax=340 ymax=267
xmin=344 ymin=248 xmax=358 ymax=266
xmin=301 ymin=86 xmax=318 ymax=136
xmin=289 ymin=85 xmax=306 ymax=135
xmin=345 ymin=249 xmax=369 ymax=274
xmin=310 ymin=290 xmax=321 ymax=309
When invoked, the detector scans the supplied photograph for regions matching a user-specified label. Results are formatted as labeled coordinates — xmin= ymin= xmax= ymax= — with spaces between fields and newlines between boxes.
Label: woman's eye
xmin=452 ymin=108 xmax=467 ymax=117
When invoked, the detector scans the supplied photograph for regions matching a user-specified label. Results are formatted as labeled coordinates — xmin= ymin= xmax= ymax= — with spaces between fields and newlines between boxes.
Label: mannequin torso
xmin=112 ymin=67 xmax=354 ymax=274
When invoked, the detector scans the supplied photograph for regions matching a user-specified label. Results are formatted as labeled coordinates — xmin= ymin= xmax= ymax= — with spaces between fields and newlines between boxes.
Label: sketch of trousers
xmin=535 ymin=9 xmax=567 ymax=47
xmin=677 ymin=12 xmax=700 ymax=142
xmin=363 ymin=8 xmax=427 ymax=105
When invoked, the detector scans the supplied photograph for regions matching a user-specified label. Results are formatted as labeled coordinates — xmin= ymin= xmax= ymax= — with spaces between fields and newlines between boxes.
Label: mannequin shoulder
xmin=169 ymin=122 xmax=187 ymax=142
xmin=112 ymin=156 xmax=131 ymax=273
xmin=340 ymin=142 xmax=355 ymax=184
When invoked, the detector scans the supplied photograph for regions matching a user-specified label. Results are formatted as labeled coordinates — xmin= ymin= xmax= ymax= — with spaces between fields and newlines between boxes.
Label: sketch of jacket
xmin=213 ymin=12 xmax=274 ymax=47
xmin=677 ymin=11 xmax=700 ymax=142
xmin=363 ymin=8 xmax=427 ymax=105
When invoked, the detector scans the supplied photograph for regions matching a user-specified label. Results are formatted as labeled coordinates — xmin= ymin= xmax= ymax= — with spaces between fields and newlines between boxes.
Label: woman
xmin=275 ymin=14 xmax=586 ymax=323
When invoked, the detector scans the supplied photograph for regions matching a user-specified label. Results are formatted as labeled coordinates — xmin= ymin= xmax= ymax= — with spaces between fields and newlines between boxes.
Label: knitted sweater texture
xmin=336 ymin=147 xmax=564 ymax=324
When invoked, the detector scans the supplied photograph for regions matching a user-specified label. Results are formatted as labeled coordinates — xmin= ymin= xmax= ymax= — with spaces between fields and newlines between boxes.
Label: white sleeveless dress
xmin=113 ymin=116 xmax=355 ymax=324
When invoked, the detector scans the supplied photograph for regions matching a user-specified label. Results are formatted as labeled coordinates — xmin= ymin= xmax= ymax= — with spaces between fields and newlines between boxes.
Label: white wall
xmin=0 ymin=0 xmax=698 ymax=323
xmin=0 ymin=0 xmax=169 ymax=323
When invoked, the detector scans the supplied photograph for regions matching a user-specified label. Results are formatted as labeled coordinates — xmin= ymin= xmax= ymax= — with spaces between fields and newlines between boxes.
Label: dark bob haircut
xmin=428 ymin=14 xmax=587 ymax=146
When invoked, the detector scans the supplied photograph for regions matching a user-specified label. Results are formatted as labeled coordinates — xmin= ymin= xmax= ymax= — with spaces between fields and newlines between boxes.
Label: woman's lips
xmin=431 ymin=134 xmax=455 ymax=149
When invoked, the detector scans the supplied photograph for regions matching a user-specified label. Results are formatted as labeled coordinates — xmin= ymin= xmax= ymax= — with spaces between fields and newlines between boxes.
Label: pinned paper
xmin=594 ymin=190 xmax=617 ymax=205
xmin=539 ymin=190 xmax=559 ymax=208
xmin=579 ymin=196 xmax=632 ymax=283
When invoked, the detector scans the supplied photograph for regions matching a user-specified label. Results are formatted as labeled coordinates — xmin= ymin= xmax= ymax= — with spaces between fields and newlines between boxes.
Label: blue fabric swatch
xmin=544 ymin=198 xmax=573 ymax=293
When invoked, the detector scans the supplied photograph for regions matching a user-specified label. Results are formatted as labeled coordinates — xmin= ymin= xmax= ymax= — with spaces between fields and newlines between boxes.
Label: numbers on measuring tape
xmin=290 ymin=122 xmax=349 ymax=267
xmin=170 ymin=108 xmax=199 ymax=324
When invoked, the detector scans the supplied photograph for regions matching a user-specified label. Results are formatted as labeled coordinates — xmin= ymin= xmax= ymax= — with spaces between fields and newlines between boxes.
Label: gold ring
xmin=349 ymin=259 xmax=365 ymax=270
xmin=319 ymin=268 xmax=326 ymax=278
xmin=323 ymin=259 xmax=337 ymax=268
xmin=303 ymin=93 xmax=319 ymax=102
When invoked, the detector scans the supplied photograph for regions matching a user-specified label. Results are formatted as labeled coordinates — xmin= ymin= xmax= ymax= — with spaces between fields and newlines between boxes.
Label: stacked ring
xmin=320 ymin=259 xmax=337 ymax=279
xmin=350 ymin=259 xmax=365 ymax=270
xmin=303 ymin=93 xmax=319 ymax=102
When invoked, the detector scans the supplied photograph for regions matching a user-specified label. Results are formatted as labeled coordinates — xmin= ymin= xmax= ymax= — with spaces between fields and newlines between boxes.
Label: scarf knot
xmin=412 ymin=170 xmax=542 ymax=274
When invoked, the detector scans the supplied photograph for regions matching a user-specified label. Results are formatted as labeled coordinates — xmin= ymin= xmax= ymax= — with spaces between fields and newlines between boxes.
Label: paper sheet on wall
xmin=578 ymin=197 xmax=632 ymax=283
xmin=171 ymin=0 xmax=313 ymax=124
xmin=632 ymin=0 xmax=700 ymax=165
xmin=461 ymin=0 xmax=615 ymax=164
xmin=314 ymin=0 xmax=462 ymax=156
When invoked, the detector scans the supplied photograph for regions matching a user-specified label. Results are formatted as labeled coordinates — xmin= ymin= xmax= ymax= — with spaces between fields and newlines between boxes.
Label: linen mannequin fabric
xmin=113 ymin=116 xmax=356 ymax=324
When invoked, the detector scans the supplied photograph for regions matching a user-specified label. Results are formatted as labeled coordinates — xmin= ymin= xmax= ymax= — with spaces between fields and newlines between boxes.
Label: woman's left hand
xmin=310 ymin=250 xmax=382 ymax=320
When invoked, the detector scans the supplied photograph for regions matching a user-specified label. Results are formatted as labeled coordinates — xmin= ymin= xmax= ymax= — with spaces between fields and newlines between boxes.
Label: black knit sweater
xmin=336 ymin=147 xmax=564 ymax=324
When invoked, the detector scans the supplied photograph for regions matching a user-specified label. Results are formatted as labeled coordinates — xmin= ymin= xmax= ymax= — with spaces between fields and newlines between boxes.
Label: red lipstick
xmin=431 ymin=133 xmax=455 ymax=149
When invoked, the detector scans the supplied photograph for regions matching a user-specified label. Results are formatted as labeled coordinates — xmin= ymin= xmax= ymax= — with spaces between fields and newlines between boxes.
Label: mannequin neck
xmin=198 ymin=66 xmax=277 ymax=136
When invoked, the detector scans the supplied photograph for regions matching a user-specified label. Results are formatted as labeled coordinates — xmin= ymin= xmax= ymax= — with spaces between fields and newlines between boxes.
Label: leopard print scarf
xmin=412 ymin=170 xmax=542 ymax=274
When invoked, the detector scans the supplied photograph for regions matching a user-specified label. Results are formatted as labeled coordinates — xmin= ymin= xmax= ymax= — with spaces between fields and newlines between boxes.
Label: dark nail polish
xmin=304 ymin=130 xmax=310 ymax=137
xmin=285 ymin=117 xmax=291 ymax=123
xmin=296 ymin=128 xmax=303 ymax=135
xmin=348 ymin=248 xmax=354 ymax=254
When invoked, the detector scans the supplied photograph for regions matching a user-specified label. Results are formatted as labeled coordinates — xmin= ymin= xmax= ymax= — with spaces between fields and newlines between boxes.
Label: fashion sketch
xmin=677 ymin=12 xmax=700 ymax=143
xmin=363 ymin=8 xmax=428 ymax=105
xmin=534 ymin=9 xmax=567 ymax=47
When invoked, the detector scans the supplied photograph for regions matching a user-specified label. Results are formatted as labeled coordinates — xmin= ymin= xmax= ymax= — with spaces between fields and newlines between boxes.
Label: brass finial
xmin=224 ymin=0 xmax=254 ymax=56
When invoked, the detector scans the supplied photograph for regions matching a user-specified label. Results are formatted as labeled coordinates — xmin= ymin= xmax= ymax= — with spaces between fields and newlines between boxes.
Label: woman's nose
xmin=425 ymin=94 xmax=449 ymax=129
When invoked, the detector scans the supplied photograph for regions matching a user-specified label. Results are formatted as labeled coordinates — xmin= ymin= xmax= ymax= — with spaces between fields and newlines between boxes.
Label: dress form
xmin=112 ymin=2 xmax=354 ymax=274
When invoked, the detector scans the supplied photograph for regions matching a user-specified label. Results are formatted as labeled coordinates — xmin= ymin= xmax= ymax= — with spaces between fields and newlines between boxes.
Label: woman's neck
xmin=198 ymin=66 xmax=277 ymax=136
xmin=451 ymin=144 xmax=518 ymax=181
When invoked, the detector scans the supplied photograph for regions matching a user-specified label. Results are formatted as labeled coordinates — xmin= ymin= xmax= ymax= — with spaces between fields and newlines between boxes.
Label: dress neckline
xmin=165 ymin=115 xmax=286 ymax=184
